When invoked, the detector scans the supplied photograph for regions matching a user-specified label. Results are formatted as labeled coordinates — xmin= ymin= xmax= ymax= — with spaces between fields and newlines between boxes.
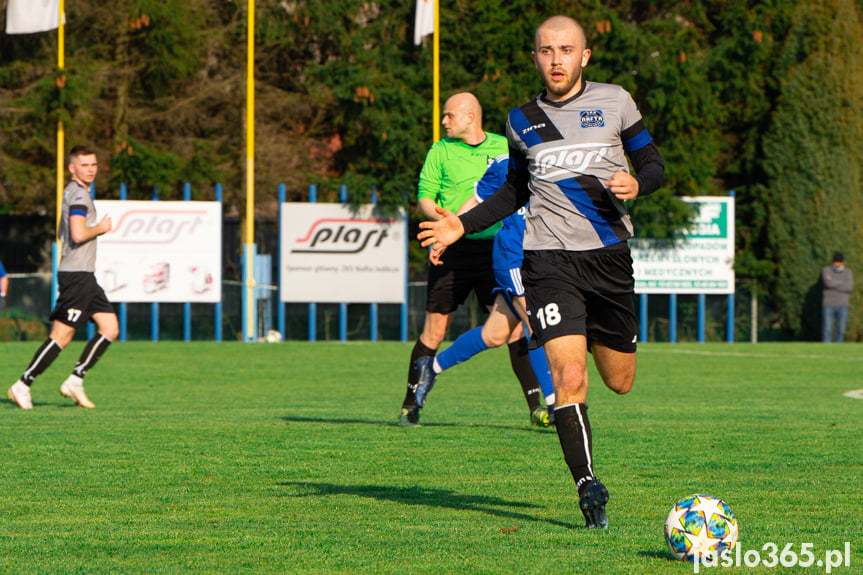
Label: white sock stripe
xmin=79 ymin=335 xmax=110 ymax=370
xmin=554 ymin=402 xmax=579 ymax=411
xmin=574 ymin=404 xmax=594 ymax=477
xmin=23 ymin=339 xmax=62 ymax=380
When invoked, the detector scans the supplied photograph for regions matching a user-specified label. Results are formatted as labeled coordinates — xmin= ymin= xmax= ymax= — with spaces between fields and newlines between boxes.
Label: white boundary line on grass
xmin=842 ymin=389 xmax=863 ymax=400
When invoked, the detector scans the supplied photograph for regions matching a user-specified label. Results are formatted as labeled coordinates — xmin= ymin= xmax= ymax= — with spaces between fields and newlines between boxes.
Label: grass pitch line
xmin=842 ymin=389 xmax=863 ymax=399
xmin=639 ymin=347 xmax=863 ymax=362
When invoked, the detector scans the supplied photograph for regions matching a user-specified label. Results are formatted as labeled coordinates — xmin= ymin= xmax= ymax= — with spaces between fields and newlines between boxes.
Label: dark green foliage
xmin=2 ymin=1 xmax=862 ymax=338
xmin=759 ymin=0 xmax=863 ymax=339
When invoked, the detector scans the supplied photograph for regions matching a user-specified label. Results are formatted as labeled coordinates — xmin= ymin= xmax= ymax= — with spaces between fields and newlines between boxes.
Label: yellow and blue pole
xmin=52 ymin=0 xmax=66 ymax=308
xmin=243 ymin=0 xmax=257 ymax=342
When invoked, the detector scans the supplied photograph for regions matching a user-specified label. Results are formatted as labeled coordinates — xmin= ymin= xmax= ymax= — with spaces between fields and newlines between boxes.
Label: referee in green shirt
xmin=399 ymin=93 xmax=507 ymax=426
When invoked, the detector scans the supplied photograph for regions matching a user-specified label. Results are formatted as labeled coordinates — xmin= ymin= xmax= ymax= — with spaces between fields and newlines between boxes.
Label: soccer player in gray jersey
xmin=8 ymin=146 xmax=119 ymax=410
xmin=418 ymin=15 xmax=664 ymax=529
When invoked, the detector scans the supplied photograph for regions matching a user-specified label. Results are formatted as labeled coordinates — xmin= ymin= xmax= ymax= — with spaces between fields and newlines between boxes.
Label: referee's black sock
xmin=508 ymin=337 xmax=542 ymax=413
xmin=402 ymin=339 xmax=437 ymax=409
xmin=554 ymin=403 xmax=596 ymax=494
xmin=73 ymin=334 xmax=113 ymax=378
xmin=21 ymin=338 xmax=64 ymax=386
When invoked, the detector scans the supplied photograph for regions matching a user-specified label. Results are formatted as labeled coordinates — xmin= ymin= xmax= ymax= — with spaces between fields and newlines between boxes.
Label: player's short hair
xmin=534 ymin=15 xmax=586 ymax=51
xmin=68 ymin=145 xmax=96 ymax=163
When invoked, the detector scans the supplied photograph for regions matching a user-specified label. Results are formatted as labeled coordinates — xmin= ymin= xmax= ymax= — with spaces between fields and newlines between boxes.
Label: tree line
xmin=0 ymin=0 xmax=861 ymax=340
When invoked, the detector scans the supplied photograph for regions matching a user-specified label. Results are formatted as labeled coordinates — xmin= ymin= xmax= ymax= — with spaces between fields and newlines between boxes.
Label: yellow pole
xmin=245 ymin=0 xmax=256 ymax=341
xmin=56 ymin=0 xmax=65 ymax=231
xmin=432 ymin=0 xmax=440 ymax=142
xmin=53 ymin=0 xmax=66 ymax=307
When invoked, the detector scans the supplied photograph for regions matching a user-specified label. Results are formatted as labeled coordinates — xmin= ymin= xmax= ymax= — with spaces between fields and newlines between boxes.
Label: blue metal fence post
xmin=308 ymin=185 xmax=317 ymax=342
xmin=214 ymin=183 xmax=223 ymax=342
xmin=727 ymin=190 xmax=736 ymax=343
xmin=183 ymin=183 xmax=192 ymax=342
xmin=118 ymin=183 xmax=128 ymax=341
xmin=150 ymin=186 xmax=159 ymax=342
xmin=338 ymin=185 xmax=348 ymax=342
xmin=277 ymin=184 xmax=286 ymax=340
xmin=697 ymin=293 xmax=706 ymax=343
xmin=369 ymin=186 xmax=378 ymax=342
xmin=640 ymin=293 xmax=648 ymax=344
xmin=669 ymin=294 xmax=677 ymax=343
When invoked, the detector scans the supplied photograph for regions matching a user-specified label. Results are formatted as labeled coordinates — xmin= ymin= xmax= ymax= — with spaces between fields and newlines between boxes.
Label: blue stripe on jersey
xmin=508 ymin=108 xmax=543 ymax=149
xmin=69 ymin=208 xmax=88 ymax=217
xmin=476 ymin=156 xmax=508 ymax=201
xmin=623 ymin=129 xmax=652 ymax=152
xmin=557 ymin=178 xmax=622 ymax=246
xmin=476 ymin=156 xmax=526 ymax=271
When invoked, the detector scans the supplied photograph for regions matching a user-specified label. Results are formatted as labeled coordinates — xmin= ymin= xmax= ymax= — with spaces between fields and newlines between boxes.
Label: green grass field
xmin=0 ymin=341 xmax=860 ymax=574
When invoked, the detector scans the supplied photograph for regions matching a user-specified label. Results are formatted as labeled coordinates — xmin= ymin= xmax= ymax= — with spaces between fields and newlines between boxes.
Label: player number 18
xmin=536 ymin=303 xmax=561 ymax=329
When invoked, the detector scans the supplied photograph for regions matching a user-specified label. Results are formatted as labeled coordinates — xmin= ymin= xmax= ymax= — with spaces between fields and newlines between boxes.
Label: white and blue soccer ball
xmin=664 ymin=494 xmax=738 ymax=562
xmin=265 ymin=329 xmax=283 ymax=343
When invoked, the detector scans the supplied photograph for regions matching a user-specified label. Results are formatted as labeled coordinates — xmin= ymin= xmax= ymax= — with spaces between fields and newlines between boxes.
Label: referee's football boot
xmin=60 ymin=374 xmax=95 ymax=408
xmin=398 ymin=406 xmax=421 ymax=427
xmin=579 ymin=479 xmax=610 ymax=529
xmin=412 ymin=356 xmax=437 ymax=408
xmin=7 ymin=380 xmax=33 ymax=410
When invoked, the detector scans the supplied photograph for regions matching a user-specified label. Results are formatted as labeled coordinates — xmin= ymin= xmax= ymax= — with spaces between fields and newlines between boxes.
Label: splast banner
xmin=280 ymin=203 xmax=406 ymax=303
xmin=631 ymin=196 xmax=735 ymax=295
xmin=93 ymin=201 xmax=222 ymax=303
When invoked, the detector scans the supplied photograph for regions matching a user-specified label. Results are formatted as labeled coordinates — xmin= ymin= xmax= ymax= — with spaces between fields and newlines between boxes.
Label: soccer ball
xmin=265 ymin=329 xmax=283 ymax=343
xmin=664 ymin=494 xmax=738 ymax=562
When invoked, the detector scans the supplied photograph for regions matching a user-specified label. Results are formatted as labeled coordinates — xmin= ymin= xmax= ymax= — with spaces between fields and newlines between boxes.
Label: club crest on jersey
xmin=580 ymin=110 xmax=605 ymax=128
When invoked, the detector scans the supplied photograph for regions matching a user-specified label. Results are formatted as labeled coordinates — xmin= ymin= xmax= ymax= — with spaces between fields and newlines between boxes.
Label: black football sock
xmin=554 ymin=403 xmax=596 ymax=494
xmin=402 ymin=339 xmax=437 ymax=409
xmin=21 ymin=338 xmax=64 ymax=385
xmin=73 ymin=334 xmax=113 ymax=378
xmin=508 ymin=337 xmax=542 ymax=412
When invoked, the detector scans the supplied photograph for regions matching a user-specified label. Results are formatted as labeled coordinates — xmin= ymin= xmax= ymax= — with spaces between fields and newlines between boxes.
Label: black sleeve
xmin=459 ymin=150 xmax=532 ymax=235
xmin=628 ymin=141 xmax=665 ymax=197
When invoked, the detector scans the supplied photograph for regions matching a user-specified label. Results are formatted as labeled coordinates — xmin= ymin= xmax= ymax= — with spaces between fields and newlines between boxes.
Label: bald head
xmin=441 ymin=92 xmax=485 ymax=144
xmin=535 ymin=15 xmax=586 ymax=52
xmin=445 ymin=92 xmax=482 ymax=123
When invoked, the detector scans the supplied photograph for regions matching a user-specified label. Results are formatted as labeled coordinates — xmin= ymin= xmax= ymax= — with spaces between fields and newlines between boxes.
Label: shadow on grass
xmin=278 ymin=481 xmax=580 ymax=529
xmin=277 ymin=415 xmax=556 ymax=434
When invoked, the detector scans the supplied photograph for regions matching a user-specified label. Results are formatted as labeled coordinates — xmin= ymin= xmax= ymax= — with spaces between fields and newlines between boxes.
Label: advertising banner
xmin=93 ymin=201 xmax=222 ymax=303
xmin=280 ymin=203 xmax=406 ymax=303
xmin=631 ymin=196 xmax=735 ymax=295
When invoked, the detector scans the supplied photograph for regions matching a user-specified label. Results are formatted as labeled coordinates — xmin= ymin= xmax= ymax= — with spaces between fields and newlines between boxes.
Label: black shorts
xmin=425 ymin=239 xmax=496 ymax=314
xmin=49 ymin=272 xmax=115 ymax=328
xmin=522 ymin=244 xmax=637 ymax=353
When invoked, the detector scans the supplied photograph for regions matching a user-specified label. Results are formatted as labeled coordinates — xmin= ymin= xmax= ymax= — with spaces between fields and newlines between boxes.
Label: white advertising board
xmin=280 ymin=203 xmax=406 ymax=303
xmin=93 ymin=200 xmax=222 ymax=303
xmin=631 ymin=196 xmax=735 ymax=295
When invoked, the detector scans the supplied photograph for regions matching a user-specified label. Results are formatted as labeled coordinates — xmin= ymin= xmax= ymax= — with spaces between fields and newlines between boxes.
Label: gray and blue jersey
xmin=506 ymin=81 xmax=654 ymax=252
xmin=58 ymin=181 xmax=99 ymax=272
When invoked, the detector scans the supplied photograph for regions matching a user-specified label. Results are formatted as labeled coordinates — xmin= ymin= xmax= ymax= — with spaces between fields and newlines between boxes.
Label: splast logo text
xmin=107 ymin=209 xmax=208 ymax=244
xmin=293 ymin=218 xmax=396 ymax=254
xmin=534 ymin=143 xmax=609 ymax=178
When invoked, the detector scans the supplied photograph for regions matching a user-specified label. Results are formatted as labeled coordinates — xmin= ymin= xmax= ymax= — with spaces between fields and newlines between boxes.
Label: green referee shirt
xmin=417 ymin=132 xmax=508 ymax=240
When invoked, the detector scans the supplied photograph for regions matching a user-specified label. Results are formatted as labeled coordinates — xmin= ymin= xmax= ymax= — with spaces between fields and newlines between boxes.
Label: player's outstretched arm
xmin=417 ymin=206 xmax=465 ymax=250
